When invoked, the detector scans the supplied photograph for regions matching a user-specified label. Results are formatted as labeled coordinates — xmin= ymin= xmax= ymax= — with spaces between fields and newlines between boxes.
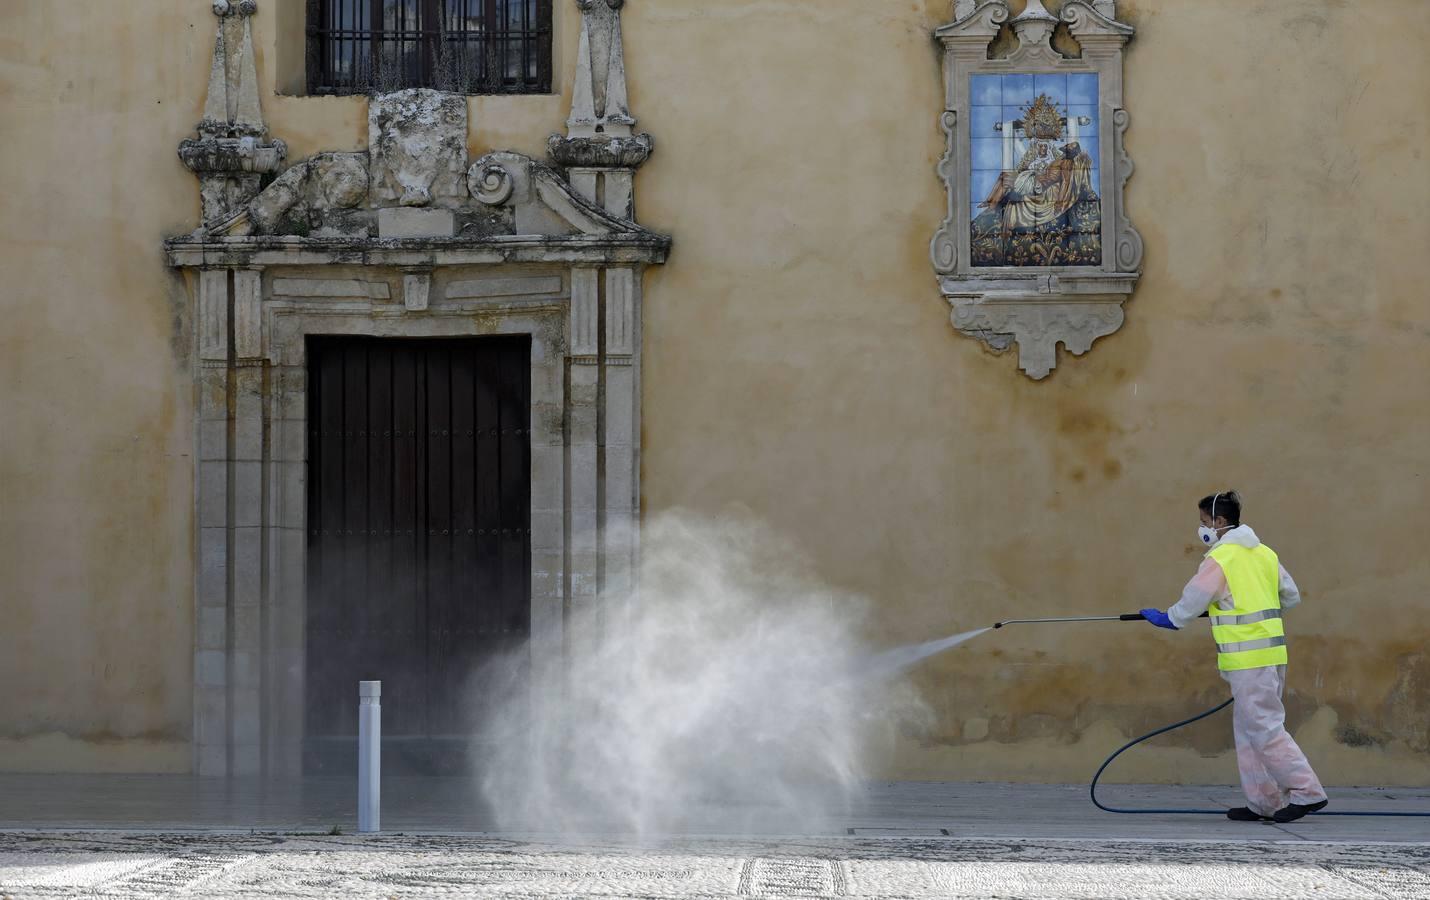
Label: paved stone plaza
xmin=2 ymin=779 xmax=1428 ymax=898
xmin=3 ymin=831 xmax=1430 ymax=899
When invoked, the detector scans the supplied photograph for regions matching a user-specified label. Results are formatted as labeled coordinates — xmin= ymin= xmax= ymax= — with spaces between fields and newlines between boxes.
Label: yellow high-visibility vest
xmin=1207 ymin=542 xmax=1287 ymax=670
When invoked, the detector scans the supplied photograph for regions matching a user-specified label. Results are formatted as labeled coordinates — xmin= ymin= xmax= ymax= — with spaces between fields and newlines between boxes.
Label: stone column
xmin=195 ymin=268 xmax=231 ymax=777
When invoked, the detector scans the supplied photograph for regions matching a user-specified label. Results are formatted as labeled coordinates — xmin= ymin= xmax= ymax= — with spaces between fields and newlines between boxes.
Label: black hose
xmin=1090 ymin=698 xmax=1430 ymax=817
xmin=1090 ymin=698 xmax=1233 ymax=815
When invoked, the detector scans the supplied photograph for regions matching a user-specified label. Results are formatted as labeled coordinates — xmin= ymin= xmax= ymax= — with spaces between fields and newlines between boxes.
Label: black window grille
xmin=307 ymin=0 xmax=552 ymax=96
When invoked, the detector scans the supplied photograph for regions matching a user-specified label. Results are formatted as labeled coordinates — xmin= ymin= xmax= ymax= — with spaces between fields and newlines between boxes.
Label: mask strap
xmin=1211 ymin=492 xmax=1220 ymax=530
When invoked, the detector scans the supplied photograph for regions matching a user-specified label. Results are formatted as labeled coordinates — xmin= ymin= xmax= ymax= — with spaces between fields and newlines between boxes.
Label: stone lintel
xmin=165 ymin=236 xmax=670 ymax=269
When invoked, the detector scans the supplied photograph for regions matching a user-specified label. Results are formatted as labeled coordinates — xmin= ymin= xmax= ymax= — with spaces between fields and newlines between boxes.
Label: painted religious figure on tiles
xmin=970 ymin=73 xmax=1101 ymax=267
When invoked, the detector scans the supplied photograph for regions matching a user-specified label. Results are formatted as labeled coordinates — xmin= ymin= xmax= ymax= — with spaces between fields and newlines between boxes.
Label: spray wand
xmin=992 ymin=611 xmax=1208 ymax=629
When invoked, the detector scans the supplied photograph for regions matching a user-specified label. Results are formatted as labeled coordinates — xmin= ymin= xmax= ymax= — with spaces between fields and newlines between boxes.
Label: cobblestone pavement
xmin=2 ymin=832 xmax=1429 ymax=899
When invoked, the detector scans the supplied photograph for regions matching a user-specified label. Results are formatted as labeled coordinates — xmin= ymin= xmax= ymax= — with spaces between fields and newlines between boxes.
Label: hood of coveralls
xmin=1208 ymin=523 xmax=1261 ymax=554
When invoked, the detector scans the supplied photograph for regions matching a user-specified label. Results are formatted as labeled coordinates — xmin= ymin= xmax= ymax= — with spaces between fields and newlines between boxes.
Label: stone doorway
xmin=166 ymin=0 xmax=667 ymax=776
xmin=303 ymin=336 xmax=531 ymax=775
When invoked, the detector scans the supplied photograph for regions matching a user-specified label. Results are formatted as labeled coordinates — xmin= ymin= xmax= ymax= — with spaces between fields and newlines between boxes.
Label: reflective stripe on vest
xmin=1207 ymin=542 xmax=1288 ymax=671
xmin=1216 ymin=635 xmax=1287 ymax=654
xmin=1209 ymin=608 xmax=1283 ymax=627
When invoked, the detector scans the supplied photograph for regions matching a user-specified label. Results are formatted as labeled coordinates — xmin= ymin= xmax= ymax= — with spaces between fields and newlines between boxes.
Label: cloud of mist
xmin=476 ymin=513 xmax=926 ymax=836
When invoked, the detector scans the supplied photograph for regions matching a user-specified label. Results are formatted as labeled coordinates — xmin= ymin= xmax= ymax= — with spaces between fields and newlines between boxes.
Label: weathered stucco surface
xmin=632 ymin=0 xmax=1430 ymax=785
xmin=0 ymin=0 xmax=204 ymax=773
xmin=2 ymin=0 xmax=1428 ymax=783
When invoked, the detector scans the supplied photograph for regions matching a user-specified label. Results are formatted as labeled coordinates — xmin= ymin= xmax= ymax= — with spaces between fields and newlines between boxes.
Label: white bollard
xmin=358 ymin=680 xmax=381 ymax=833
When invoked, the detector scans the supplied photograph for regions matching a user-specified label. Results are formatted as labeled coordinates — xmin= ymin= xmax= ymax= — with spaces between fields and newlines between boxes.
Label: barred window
xmin=307 ymin=0 xmax=552 ymax=96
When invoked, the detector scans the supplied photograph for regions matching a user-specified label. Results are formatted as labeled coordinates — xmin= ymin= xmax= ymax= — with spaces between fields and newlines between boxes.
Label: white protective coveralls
xmin=1168 ymin=524 xmax=1328 ymax=817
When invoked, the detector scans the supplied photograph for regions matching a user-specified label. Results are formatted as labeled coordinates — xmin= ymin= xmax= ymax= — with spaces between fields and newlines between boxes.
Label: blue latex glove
xmin=1140 ymin=608 xmax=1178 ymax=630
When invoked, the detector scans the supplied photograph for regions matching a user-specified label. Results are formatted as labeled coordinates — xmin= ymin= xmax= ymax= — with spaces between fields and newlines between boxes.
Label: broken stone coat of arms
xmin=368 ymin=89 xmax=470 ymax=209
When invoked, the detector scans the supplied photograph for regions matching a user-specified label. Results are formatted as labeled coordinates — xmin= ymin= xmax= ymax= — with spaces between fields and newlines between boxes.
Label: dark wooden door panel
xmin=305 ymin=336 xmax=531 ymax=774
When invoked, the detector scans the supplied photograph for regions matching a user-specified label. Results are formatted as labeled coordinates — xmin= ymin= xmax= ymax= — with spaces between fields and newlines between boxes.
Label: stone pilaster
xmin=195 ymin=269 xmax=231 ymax=777
xmin=601 ymin=267 xmax=638 ymax=603
xmin=193 ymin=266 xmax=270 ymax=776
xmin=264 ymin=363 xmax=306 ymax=776
xmin=567 ymin=268 xmax=601 ymax=610
xmin=230 ymin=268 xmax=265 ymax=776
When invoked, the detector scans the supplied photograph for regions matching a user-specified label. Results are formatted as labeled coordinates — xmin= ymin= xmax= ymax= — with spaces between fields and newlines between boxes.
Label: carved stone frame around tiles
xmin=169 ymin=239 xmax=661 ymax=776
xmin=932 ymin=0 xmax=1142 ymax=379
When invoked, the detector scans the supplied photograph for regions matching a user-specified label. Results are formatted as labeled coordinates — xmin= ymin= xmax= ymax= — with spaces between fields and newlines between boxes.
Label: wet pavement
xmin=2 ymin=778 xmax=1428 ymax=898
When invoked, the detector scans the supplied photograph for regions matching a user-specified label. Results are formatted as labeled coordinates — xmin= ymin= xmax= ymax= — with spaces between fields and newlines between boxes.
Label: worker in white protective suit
xmin=1140 ymin=491 xmax=1329 ymax=823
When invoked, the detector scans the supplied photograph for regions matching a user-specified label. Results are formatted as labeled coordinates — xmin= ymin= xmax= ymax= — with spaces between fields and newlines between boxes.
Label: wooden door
xmin=304 ymin=336 xmax=531 ymax=774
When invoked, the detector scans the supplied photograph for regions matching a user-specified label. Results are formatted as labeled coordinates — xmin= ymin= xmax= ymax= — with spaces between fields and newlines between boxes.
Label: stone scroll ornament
xmin=932 ymin=0 xmax=1142 ymax=379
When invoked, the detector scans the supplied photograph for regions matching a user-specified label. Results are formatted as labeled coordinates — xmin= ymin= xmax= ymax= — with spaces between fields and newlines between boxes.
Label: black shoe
xmin=1226 ymin=807 xmax=1270 ymax=821
xmin=1272 ymin=799 xmax=1329 ymax=823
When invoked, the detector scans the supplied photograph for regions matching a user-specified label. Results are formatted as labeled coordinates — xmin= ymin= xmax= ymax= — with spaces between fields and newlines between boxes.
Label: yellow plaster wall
xmin=1 ymin=0 xmax=1426 ymax=781
xmin=631 ymin=0 xmax=1430 ymax=785
xmin=0 ymin=0 xmax=208 ymax=774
